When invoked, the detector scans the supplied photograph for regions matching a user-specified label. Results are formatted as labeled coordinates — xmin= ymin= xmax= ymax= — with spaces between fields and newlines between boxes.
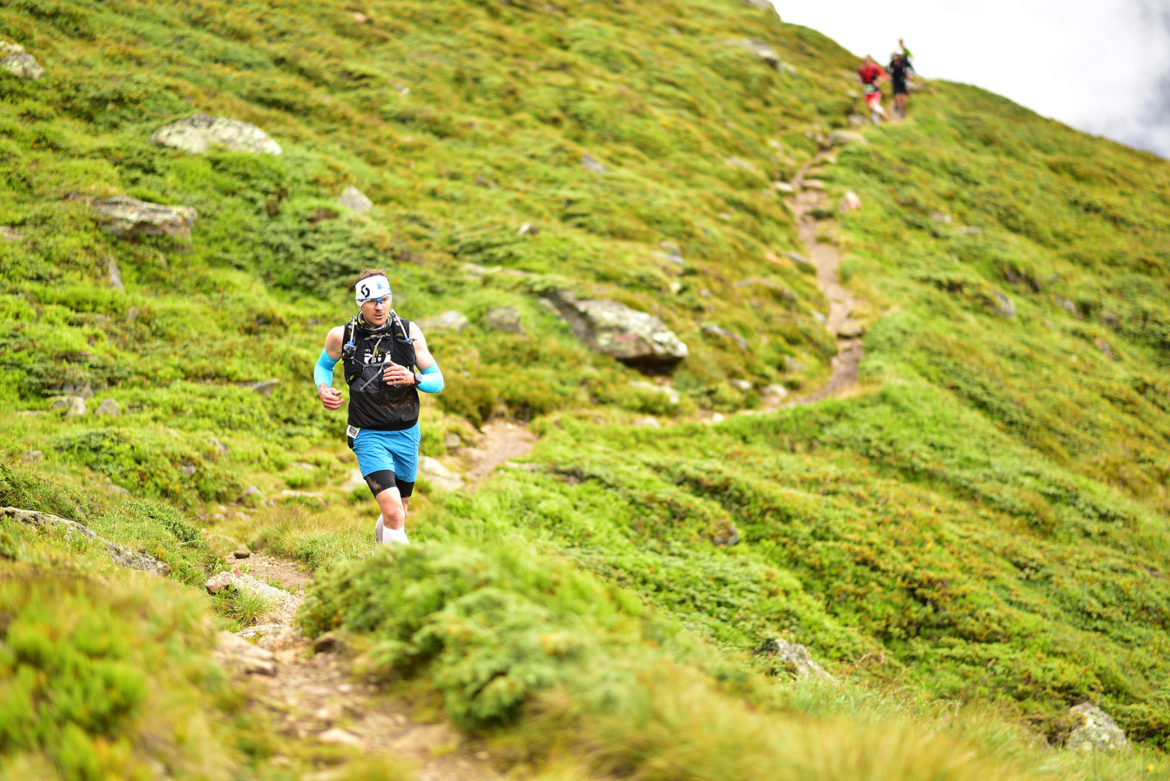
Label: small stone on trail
xmin=313 ymin=632 xmax=342 ymax=654
xmin=318 ymin=727 xmax=362 ymax=747
xmin=839 ymin=191 xmax=862 ymax=212
xmin=233 ymin=549 xmax=252 ymax=559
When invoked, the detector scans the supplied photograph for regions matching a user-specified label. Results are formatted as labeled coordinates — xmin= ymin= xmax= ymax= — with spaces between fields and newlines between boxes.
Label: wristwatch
xmin=412 ymin=371 xmax=422 ymax=386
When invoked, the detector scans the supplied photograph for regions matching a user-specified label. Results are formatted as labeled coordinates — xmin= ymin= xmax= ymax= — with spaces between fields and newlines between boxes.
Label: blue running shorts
xmin=350 ymin=424 xmax=420 ymax=483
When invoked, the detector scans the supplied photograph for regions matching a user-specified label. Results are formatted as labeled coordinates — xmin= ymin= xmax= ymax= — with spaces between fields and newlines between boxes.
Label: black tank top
xmin=342 ymin=315 xmax=419 ymax=431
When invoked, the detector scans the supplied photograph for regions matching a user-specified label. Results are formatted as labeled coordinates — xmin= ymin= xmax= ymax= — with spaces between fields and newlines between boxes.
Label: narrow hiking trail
xmin=783 ymin=148 xmax=866 ymax=406
xmin=211 ymin=147 xmax=869 ymax=779
xmin=208 ymin=428 xmax=536 ymax=779
xmin=214 ymin=551 xmax=503 ymax=781
xmin=210 ymin=422 xmax=539 ymax=776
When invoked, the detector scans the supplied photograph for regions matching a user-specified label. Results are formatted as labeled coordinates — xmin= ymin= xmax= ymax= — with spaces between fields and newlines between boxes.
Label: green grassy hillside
xmin=2 ymin=0 xmax=1169 ymax=778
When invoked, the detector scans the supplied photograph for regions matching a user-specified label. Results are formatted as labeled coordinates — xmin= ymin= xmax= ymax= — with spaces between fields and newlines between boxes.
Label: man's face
xmin=361 ymin=295 xmax=391 ymax=326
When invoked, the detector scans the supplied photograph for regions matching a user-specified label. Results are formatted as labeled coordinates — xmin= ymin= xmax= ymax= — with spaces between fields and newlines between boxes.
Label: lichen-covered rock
xmin=338 ymin=185 xmax=372 ymax=212
xmin=826 ymin=130 xmax=866 ymax=147
xmin=418 ymin=456 xmax=464 ymax=493
xmin=150 ymin=113 xmax=282 ymax=155
xmin=1 ymin=507 xmax=170 ymax=576
xmin=582 ymin=153 xmax=607 ymax=174
xmin=724 ymin=39 xmax=782 ymax=70
xmin=419 ymin=310 xmax=471 ymax=333
xmin=0 ymin=42 xmax=46 ymax=80
xmin=484 ymin=306 xmax=526 ymax=335
xmin=756 ymin=638 xmax=835 ymax=681
xmin=1066 ymin=702 xmax=1128 ymax=754
xmin=543 ymin=290 xmax=688 ymax=370
xmin=92 ymin=196 xmax=197 ymax=239
xmin=840 ymin=191 xmax=862 ymax=212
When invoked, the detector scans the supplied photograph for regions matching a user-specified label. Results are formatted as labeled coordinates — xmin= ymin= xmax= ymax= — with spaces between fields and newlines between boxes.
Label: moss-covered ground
xmin=2 ymin=0 xmax=1169 ymax=778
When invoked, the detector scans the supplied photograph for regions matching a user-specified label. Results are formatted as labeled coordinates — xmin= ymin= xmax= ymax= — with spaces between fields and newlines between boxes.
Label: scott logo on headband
xmin=355 ymin=275 xmax=392 ymax=305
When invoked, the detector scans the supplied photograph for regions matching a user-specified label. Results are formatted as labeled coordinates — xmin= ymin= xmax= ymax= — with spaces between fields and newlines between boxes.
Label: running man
xmin=314 ymin=269 xmax=444 ymax=546
xmin=887 ymin=47 xmax=915 ymax=117
xmin=857 ymin=55 xmax=888 ymax=123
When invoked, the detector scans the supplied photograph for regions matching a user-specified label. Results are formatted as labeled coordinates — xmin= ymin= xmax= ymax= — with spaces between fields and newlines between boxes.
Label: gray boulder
xmin=826 ymin=130 xmax=865 ymax=147
xmin=51 ymin=396 xmax=87 ymax=417
xmin=629 ymin=381 xmax=680 ymax=405
xmin=582 ymin=153 xmax=607 ymax=174
xmin=92 ymin=197 xmax=197 ymax=240
xmin=712 ymin=519 xmax=740 ymax=546
xmin=248 ymin=379 xmax=280 ymax=397
xmin=701 ymin=323 xmax=749 ymax=350
xmin=1066 ymin=702 xmax=1128 ymax=754
xmin=2 ymin=507 xmax=170 ymax=576
xmin=484 ymin=306 xmax=526 ymax=335
xmin=756 ymin=638 xmax=835 ymax=681
xmin=107 ymin=256 xmax=124 ymax=290
xmin=339 ymin=185 xmax=372 ymax=213
xmin=0 ymin=42 xmax=46 ymax=80
xmin=725 ymin=39 xmax=781 ymax=70
xmin=419 ymin=310 xmax=470 ymax=333
xmin=94 ymin=398 xmax=122 ymax=416
xmin=150 ymin=113 xmax=282 ymax=156
xmin=993 ymin=291 xmax=1016 ymax=319
xmin=418 ymin=456 xmax=464 ymax=493
xmin=543 ymin=290 xmax=688 ymax=369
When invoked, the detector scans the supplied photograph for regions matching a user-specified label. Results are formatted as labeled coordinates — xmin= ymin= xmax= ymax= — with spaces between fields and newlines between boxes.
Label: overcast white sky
xmin=774 ymin=0 xmax=1170 ymax=158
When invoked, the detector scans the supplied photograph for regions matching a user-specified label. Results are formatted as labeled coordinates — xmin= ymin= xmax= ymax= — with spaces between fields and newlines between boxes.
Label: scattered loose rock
xmin=1 ymin=507 xmax=170 ymax=576
xmin=214 ymin=631 xmax=278 ymax=676
xmin=249 ymin=379 xmax=280 ymax=396
xmin=839 ymin=191 xmax=862 ymax=212
xmin=724 ymin=39 xmax=782 ymax=70
xmin=107 ymin=256 xmax=124 ymax=290
xmin=338 ymin=185 xmax=372 ymax=213
xmin=826 ymin=130 xmax=865 ymax=147
xmin=92 ymin=197 xmax=197 ymax=240
xmin=51 ymin=396 xmax=88 ymax=417
xmin=419 ymin=310 xmax=471 ymax=333
xmin=151 ymin=114 xmax=282 ymax=155
xmin=484 ymin=307 xmax=525 ymax=335
xmin=756 ymin=638 xmax=835 ymax=681
xmin=419 ymin=456 xmax=465 ymax=493
xmin=94 ymin=398 xmax=121 ymax=416
xmin=0 ymin=42 xmax=46 ymax=80
xmin=1066 ymin=702 xmax=1128 ymax=753
xmin=542 ymin=290 xmax=688 ymax=370
xmin=22 ymin=450 xmax=43 ymax=462
xmin=581 ymin=153 xmax=607 ymax=174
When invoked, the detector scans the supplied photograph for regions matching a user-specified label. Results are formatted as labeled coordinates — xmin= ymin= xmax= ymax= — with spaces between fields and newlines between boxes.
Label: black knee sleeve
xmin=396 ymin=478 xmax=415 ymax=498
xmin=364 ymin=470 xmax=397 ymax=497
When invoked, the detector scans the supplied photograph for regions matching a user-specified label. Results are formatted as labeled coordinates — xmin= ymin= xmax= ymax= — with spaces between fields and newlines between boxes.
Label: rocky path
xmin=782 ymin=150 xmax=866 ymax=406
xmin=213 ymin=562 xmax=503 ymax=779
xmin=211 ymin=146 xmax=869 ymax=779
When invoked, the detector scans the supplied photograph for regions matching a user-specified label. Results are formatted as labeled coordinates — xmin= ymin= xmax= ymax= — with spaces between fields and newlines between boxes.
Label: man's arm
xmin=316 ymin=326 xmax=345 ymax=410
xmin=409 ymin=322 xmax=444 ymax=394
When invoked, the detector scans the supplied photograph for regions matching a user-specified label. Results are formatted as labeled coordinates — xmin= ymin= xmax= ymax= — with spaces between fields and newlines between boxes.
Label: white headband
xmin=355 ymin=275 xmax=391 ymax=306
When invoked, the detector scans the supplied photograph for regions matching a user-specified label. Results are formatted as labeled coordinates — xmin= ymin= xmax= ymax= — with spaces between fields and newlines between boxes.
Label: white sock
xmin=384 ymin=526 xmax=409 ymax=546
xmin=374 ymin=514 xmax=385 ymax=544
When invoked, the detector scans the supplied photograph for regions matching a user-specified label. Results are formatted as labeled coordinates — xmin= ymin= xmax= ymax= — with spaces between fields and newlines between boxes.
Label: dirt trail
xmin=457 ymin=419 xmax=538 ymax=487
xmin=782 ymin=150 xmax=865 ymax=406
xmin=210 ymin=417 xmax=547 ymax=778
xmin=214 ymin=552 xmax=502 ymax=780
xmin=212 ymin=144 xmax=869 ymax=778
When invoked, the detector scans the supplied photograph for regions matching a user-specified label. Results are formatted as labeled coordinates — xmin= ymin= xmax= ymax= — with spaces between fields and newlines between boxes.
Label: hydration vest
xmin=341 ymin=313 xmax=419 ymax=431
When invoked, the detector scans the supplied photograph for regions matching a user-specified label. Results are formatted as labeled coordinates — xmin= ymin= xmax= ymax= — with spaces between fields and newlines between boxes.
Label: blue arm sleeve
xmin=417 ymin=362 xmax=444 ymax=394
xmin=314 ymin=349 xmax=338 ymax=388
